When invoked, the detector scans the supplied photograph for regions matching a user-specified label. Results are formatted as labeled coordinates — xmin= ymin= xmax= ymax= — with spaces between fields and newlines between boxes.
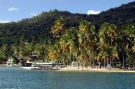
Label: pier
xmin=31 ymin=62 xmax=59 ymax=70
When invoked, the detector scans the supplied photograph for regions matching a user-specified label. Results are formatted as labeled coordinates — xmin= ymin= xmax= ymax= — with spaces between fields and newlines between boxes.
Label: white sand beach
xmin=58 ymin=66 xmax=135 ymax=73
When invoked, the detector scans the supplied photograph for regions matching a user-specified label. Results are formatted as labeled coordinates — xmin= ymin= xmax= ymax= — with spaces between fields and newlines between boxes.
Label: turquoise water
xmin=0 ymin=68 xmax=135 ymax=89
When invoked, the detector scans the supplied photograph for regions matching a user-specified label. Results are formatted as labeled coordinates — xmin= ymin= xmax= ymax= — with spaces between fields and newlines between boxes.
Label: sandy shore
xmin=58 ymin=66 xmax=135 ymax=73
xmin=0 ymin=64 xmax=8 ymax=67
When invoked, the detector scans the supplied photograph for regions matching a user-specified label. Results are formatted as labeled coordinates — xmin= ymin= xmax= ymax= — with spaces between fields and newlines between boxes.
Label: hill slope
xmin=0 ymin=1 xmax=135 ymax=44
xmin=96 ymin=1 xmax=135 ymax=25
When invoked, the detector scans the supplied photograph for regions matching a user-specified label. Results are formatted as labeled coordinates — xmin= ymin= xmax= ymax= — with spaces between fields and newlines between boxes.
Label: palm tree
xmin=97 ymin=50 xmax=108 ymax=68
xmin=98 ymin=22 xmax=118 ymax=67
xmin=131 ymin=45 xmax=135 ymax=68
xmin=77 ymin=50 xmax=89 ymax=67
xmin=59 ymin=37 xmax=69 ymax=53
xmin=78 ymin=20 xmax=97 ymax=67
xmin=12 ymin=44 xmax=19 ymax=58
xmin=58 ymin=28 xmax=78 ymax=64
xmin=51 ymin=17 xmax=65 ymax=37
xmin=48 ymin=44 xmax=59 ymax=62
xmin=0 ymin=46 xmax=6 ymax=63
xmin=123 ymin=24 xmax=135 ymax=68
xmin=33 ymin=43 xmax=47 ymax=61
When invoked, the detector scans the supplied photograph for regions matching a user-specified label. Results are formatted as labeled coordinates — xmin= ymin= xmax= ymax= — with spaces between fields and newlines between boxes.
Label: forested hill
xmin=0 ymin=1 xmax=135 ymax=44
xmin=0 ymin=10 xmax=86 ymax=44
xmin=95 ymin=1 xmax=135 ymax=25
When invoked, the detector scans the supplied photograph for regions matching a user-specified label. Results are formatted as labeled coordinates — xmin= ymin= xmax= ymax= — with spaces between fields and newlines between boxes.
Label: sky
xmin=0 ymin=0 xmax=134 ymax=23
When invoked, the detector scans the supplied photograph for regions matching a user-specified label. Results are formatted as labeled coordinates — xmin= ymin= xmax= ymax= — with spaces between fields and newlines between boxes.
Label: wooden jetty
xmin=31 ymin=62 xmax=59 ymax=70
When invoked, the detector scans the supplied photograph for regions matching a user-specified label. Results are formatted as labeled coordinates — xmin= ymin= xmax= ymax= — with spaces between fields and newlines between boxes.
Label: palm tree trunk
xmin=104 ymin=58 xmax=106 ymax=68
xmin=122 ymin=53 xmax=125 ymax=68
xmin=110 ymin=58 xmax=112 ymax=67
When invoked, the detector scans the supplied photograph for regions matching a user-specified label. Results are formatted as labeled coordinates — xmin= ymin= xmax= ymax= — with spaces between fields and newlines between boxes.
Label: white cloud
xmin=0 ymin=20 xmax=10 ymax=23
xmin=8 ymin=7 xmax=18 ymax=12
xmin=30 ymin=12 xmax=39 ymax=17
xmin=87 ymin=10 xmax=100 ymax=15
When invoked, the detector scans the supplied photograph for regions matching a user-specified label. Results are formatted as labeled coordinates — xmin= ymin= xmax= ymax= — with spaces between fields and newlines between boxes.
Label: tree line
xmin=0 ymin=18 xmax=135 ymax=69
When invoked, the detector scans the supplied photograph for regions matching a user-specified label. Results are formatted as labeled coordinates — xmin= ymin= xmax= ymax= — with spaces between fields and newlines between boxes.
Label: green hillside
xmin=0 ymin=1 xmax=135 ymax=67
xmin=0 ymin=2 xmax=135 ymax=44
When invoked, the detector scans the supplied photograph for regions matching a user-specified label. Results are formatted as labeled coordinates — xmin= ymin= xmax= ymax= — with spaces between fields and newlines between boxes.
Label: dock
xmin=31 ymin=62 xmax=60 ymax=70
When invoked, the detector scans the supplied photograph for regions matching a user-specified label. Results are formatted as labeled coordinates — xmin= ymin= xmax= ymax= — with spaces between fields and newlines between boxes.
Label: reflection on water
xmin=0 ymin=67 xmax=135 ymax=89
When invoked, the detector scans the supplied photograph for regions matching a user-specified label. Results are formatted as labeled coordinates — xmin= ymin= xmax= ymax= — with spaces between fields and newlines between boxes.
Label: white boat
xmin=21 ymin=67 xmax=39 ymax=70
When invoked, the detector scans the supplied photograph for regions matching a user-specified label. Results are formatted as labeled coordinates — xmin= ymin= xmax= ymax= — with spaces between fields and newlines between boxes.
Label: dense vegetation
xmin=0 ymin=1 xmax=135 ymax=68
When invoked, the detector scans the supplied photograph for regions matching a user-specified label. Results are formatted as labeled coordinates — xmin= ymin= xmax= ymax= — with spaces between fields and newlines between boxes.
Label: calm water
xmin=0 ymin=67 xmax=135 ymax=89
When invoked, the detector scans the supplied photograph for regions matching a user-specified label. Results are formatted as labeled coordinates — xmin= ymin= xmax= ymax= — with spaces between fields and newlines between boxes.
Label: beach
xmin=1 ymin=64 xmax=135 ymax=73
xmin=58 ymin=66 xmax=135 ymax=73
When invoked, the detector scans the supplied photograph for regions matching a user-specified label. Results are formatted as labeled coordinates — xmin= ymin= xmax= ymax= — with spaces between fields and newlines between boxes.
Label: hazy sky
xmin=0 ymin=0 xmax=134 ymax=22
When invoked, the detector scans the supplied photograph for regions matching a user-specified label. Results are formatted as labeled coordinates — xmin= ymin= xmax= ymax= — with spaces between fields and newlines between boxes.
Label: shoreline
xmin=1 ymin=64 xmax=135 ymax=73
xmin=57 ymin=66 xmax=135 ymax=73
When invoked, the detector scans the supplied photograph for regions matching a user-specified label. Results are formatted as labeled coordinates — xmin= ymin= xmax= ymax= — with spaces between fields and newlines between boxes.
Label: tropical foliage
xmin=0 ymin=1 xmax=135 ymax=68
xmin=0 ymin=17 xmax=134 ymax=69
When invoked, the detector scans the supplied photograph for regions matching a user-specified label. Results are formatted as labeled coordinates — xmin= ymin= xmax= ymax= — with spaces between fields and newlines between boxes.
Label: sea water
xmin=0 ymin=67 xmax=135 ymax=89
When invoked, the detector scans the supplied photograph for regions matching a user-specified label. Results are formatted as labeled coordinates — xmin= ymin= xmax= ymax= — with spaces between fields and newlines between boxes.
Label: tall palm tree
xmin=77 ymin=50 xmax=89 ymax=67
xmin=58 ymin=28 xmax=78 ymax=64
xmin=97 ymin=50 xmax=108 ymax=68
xmin=48 ymin=44 xmax=59 ymax=62
xmin=78 ymin=20 xmax=97 ymax=67
xmin=0 ymin=46 xmax=6 ymax=62
xmin=12 ymin=44 xmax=19 ymax=58
xmin=33 ymin=43 xmax=47 ymax=61
xmin=98 ymin=22 xmax=118 ymax=67
xmin=123 ymin=24 xmax=135 ymax=68
xmin=51 ymin=17 xmax=65 ymax=37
